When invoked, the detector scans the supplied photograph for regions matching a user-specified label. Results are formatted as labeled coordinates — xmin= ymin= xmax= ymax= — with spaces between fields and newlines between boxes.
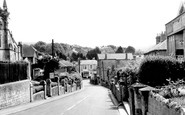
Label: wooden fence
xmin=0 ymin=62 xmax=28 ymax=84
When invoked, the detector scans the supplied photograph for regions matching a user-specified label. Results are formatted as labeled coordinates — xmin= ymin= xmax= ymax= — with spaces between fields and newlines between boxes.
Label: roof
xmin=59 ymin=60 xmax=73 ymax=67
xmin=144 ymin=39 xmax=167 ymax=54
xmin=80 ymin=60 xmax=97 ymax=65
xmin=97 ymin=53 xmax=133 ymax=60
xmin=22 ymin=45 xmax=37 ymax=57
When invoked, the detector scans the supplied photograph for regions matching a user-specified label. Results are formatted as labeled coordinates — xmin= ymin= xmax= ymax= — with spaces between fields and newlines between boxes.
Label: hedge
xmin=138 ymin=56 xmax=184 ymax=87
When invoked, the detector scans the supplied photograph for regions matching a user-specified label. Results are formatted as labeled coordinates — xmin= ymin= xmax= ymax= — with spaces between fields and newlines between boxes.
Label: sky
xmin=1 ymin=0 xmax=184 ymax=50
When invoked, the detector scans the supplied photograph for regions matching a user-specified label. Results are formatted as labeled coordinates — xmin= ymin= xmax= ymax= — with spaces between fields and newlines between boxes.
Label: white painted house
xmin=80 ymin=60 xmax=97 ymax=78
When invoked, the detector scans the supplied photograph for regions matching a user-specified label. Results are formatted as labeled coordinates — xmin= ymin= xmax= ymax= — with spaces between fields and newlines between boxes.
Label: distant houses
xmin=80 ymin=59 xmax=97 ymax=78
xmin=97 ymin=53 xmax=134 ymax=83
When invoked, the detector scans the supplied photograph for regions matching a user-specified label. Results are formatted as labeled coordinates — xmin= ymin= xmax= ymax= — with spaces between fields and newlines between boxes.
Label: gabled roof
xmin=97 ymin=53 xmax=133 ymax=60
xmin=144 ymin=39 xmax=167 ymax=54
xmin=59 ymin=60 xmax=73 ymax=67
xmin=22 ymin=45 xmax=37 ymax=57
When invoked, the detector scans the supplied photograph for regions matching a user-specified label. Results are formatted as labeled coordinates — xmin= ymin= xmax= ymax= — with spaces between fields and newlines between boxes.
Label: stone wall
xmin=147 ymin=92 xmax=181 ymax=115
xmin=0 ymin=80 xmax=31 ymax=109
xmin=127 ymin=83 xmax=185 ymax=115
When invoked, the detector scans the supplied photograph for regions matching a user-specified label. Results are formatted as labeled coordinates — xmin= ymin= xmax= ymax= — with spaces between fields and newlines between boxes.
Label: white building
xmin=80 ymin=60 xmax=97 ymax=78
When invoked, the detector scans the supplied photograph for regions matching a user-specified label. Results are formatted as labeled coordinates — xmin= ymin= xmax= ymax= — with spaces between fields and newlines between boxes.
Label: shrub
xmin=138 ymin=56 xmax=183 ymax=87
xmin=44 ymin=58 xmax=59 ymax=80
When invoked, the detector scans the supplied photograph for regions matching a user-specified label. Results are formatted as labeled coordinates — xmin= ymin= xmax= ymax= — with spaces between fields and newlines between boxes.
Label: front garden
xmin=108 ymin=56 xmax=185 ymax=115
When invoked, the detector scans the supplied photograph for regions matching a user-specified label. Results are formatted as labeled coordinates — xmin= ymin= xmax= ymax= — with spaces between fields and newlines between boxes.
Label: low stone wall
xmin=127 ymin=83 xmax=185 ymax=115
xmin=51 ymin=86 xmax=59 ymax=96
xmin=0 ymin=80 xmax=31 ymax=109
xmin=147 ymin=92 xmax=182 ymax=115
xmin=33 ymin=91 xmax=45 ymax=101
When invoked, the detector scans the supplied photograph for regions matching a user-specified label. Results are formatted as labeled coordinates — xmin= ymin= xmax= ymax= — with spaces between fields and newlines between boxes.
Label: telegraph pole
xmin=52 ymin=39 xmax=54 ymax=58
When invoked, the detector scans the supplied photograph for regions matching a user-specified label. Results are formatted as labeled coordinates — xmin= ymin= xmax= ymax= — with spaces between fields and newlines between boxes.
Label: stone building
xmin=0 ymin=0 xmax=22 ymax=62
xmin=165 ymin=2 xmax=185 ymax=61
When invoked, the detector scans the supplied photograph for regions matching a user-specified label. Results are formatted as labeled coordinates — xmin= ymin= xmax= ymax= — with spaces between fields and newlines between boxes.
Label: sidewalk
xmin=0 ymin=88 xmax=84 ymax=115
xmin=109 ymin=90 xmax=130 ymax=115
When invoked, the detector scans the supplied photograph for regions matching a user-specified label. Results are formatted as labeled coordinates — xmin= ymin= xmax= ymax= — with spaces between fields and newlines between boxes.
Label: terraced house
xmin=166 ymin=3 xmax=185 ymax=61
xmin=0 ymin=0 xmax=22 ymax=62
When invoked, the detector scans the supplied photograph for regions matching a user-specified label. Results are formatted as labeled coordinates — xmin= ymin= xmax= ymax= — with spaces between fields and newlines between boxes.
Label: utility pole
xmin=52 ymin=39 xmax=54 ymax=58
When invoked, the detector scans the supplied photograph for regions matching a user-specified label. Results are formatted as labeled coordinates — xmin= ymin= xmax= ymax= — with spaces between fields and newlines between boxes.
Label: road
xmin=11 ymin=80 xmax=119 ymax=115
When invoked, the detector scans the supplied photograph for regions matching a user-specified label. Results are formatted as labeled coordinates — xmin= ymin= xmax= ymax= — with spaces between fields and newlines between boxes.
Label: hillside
xmin=24 ymin=41 xmax=137 ymax=59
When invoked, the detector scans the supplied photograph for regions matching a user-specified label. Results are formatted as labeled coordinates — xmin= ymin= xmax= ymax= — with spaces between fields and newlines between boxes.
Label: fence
xmin=0 ymin=62 xmax=28 ymax=84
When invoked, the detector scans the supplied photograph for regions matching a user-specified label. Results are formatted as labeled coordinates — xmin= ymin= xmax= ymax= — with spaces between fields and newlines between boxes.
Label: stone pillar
xmin=56 ymin=77 xmax=60 ymax=95
xmin=119 ymin=81 xmax=124 ymax=102
xmin=30 ymin=82 xmax=33 ymax=102
xmin=132 ymin=83 xmax=147 ymax=115
xmin=139 ymin=86 xmax=156 ymax=115
xmin=41 ymin=80 xmax=47 ymax=99
xmin=128 ymin=86 xmax=135 ymax=115
xmin=46 ymin=79 xmax=52 ymax=97
xmin=25 ymin=58 xmax=31 ymax=80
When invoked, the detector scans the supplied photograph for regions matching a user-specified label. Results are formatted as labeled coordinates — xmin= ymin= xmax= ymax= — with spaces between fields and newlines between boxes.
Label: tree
xmin=86 ymin=47 xmax=101 ymax=60
xmin=71 ymin=52 xmax=78 ymax=61
xmin=115 ymin=46 xmax=123 ymax=53
xmin=34 ymin=41 xmax=46 ymax=52
xmin=107 ymin=45 xmax=117 ymax=51
xmin=44 ymin=58 xmax=59 ymax=80
xmin=125 ymin=46 xmax=135 ymax=54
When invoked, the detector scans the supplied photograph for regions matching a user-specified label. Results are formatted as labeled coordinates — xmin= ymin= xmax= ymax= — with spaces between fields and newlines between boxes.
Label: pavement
xmin=109 ymin=90 xmax=130 ymax=115
xmin=0 ymin=80 xmax=130 ymax=115
xmin=0 ymin=86 xmax=85 ymax=115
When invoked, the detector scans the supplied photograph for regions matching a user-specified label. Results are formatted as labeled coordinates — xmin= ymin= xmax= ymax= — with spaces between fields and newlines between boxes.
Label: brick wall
xmin=0 ymin=80 xmax=31 ymax=109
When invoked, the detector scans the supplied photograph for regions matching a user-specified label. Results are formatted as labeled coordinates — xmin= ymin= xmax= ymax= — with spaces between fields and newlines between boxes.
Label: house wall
xmin=175 ymin=34 xmax=183 ymax=49
xmin=167 ymin=35 xmax=176 ymax=57
xmin=0 ymin=80 xmax=31 ymax=109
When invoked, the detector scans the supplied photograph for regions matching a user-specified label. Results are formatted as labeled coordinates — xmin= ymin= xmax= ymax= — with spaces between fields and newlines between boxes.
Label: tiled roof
xmin=23 ymin=46 xmax=37 ymax=57
xmin=144 ymin=39 xmax=167 ymax=54
xmin=59 ymin=60 xmax=73 ymax=67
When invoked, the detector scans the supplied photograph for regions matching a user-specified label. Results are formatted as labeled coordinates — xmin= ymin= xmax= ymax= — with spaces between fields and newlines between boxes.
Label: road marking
xmin=76 ymin=96 xmax=88 ymax=104
xmin=65 ymin=96 xmax=89 ymax=112
xmin=66 ymin=104 xmax=76 ymax=111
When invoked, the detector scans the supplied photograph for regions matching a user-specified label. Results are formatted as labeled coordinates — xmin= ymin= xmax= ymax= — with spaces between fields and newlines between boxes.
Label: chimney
xmin=156 ymin=35 xmax=160 ymax=44
xmin=18 ymin=42 xmax=23 ymax=57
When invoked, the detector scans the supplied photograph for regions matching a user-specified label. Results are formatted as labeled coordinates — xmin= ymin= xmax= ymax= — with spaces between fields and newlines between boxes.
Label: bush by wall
xmin=138 ymin=56 xmax=183 ymax=87
xmin=0 ymin=61 xmax=28 ymax=84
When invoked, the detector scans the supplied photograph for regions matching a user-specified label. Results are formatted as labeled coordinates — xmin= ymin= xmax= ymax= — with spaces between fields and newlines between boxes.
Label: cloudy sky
xmin=2 ymin=0 xmax=183 ymax=50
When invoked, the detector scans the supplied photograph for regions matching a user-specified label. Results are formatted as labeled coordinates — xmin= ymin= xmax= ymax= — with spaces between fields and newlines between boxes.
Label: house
xmin=97 ymin=53 xmax=134 ymax=82
xmin=144 ymin=32 xmax=167 ymax=56
xmin=165 ymin=3 xmax=185 ymax=61
xmin=22 ymin=45 xmax=40 ymax=64
xmin=80 ymin=60 xmax=97 ymax=78
xmin=0 ymin=0 xmax=22 ymax=62
xmin=54 ymin=60 xmax=74 ymax=78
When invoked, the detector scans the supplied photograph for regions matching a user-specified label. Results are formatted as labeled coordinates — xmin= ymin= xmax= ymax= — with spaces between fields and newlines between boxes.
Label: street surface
xmin=11 ymin=80 xmax=119 ymax=115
